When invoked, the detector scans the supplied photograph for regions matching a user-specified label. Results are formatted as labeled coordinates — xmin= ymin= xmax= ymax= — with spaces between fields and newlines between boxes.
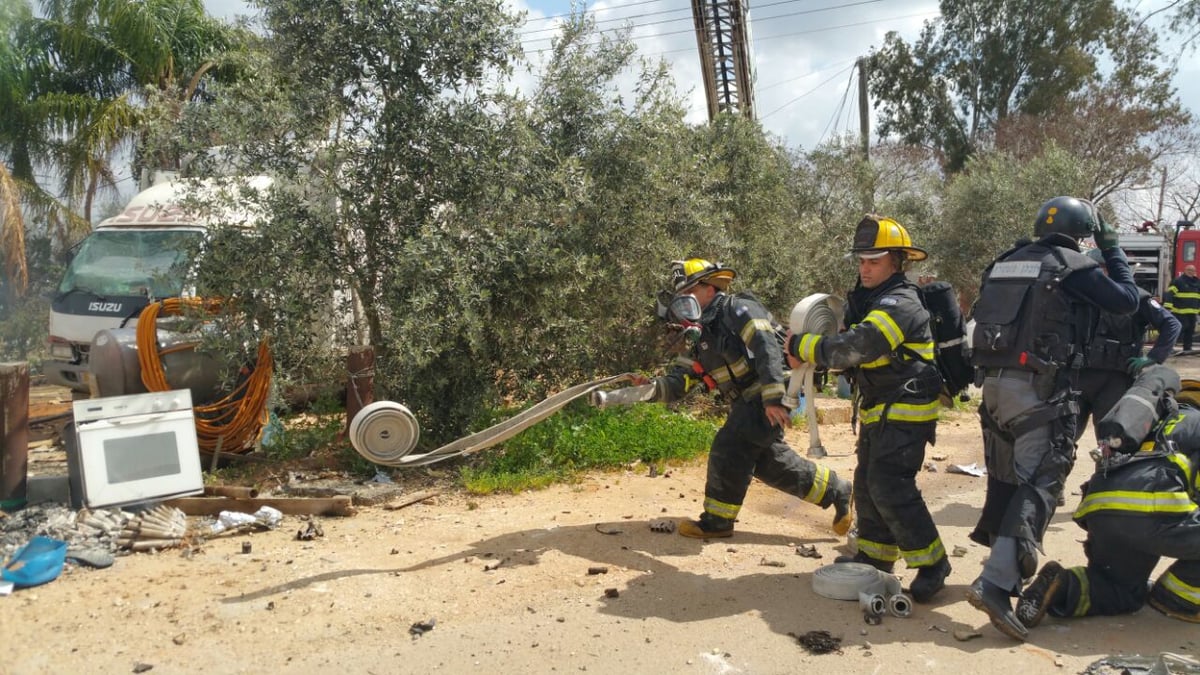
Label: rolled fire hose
xmin=349 ymin=373 xmax=635 ymax=467
xmin=784 ymin=294 xmax=845 ymax=458
xmin=813 ymin=562 xmax=913 ymax=618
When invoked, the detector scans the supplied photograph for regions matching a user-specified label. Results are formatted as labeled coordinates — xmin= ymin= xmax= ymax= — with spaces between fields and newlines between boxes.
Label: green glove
xmin=1127 ymin=356 xmax=1155 ymax=376
xmin=1094 ymin=214 xmax=1120 ymax=251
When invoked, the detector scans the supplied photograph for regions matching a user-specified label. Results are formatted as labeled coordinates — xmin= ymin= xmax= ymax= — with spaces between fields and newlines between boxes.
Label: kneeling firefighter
xmin=786 ymin=215 xmax=951 ymax=603
xmin=1015 ymin=367 xmax=1200 ymax=628
xmin=636 ymin=258 xmax=853 ymax=539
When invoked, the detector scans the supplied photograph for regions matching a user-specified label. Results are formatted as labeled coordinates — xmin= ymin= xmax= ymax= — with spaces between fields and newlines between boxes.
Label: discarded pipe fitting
xmin=888 ymin=592 xmax=913 ymax=618
xmin=859 ymin=591 xmax=886 ymax=618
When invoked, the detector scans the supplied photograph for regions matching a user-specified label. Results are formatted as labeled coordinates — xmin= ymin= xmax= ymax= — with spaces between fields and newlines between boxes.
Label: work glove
xmin=1127 ymin=356 xmax=1155 ymax=376
xmin=1094 ymin=213 xmax=1121 ymax=251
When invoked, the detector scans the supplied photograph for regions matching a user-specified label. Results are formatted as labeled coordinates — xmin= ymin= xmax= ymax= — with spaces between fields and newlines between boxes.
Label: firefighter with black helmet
xmin=1015 ymin=369 xmax=1200 ymax=629
xmin=966 ymin=196 xmax=1141 ymax=640
xmin=785 ymin=215 xmax=951 ymax=603
xmin=639 ymin=258 xmax=853 ymax=539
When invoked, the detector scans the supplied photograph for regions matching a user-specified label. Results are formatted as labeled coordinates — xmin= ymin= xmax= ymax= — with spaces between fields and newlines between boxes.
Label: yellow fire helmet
xmin=670 ymin=258 xmax=737 ymax=292
xmin=850 ymin=215 xmax=928 ymax=261
xmin=1178 ymin=378 xmax=1200 ymax=410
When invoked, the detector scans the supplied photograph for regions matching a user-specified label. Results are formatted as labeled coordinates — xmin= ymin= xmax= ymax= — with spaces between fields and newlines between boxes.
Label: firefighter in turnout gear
xmin=966 ymin=196 xmax=1141 ymax=640
xmin=1165 ymin=266 xmax=1200 ymax=351
xmin=785 ymin=215 xmax=952 ymax=603
xmin=1015 ymin=371 xmax=1200 ymax=629
xmin=641 ymin=258 xmax=853 ymax=539
xmin=1075 ymin=247 xmax=1180 ymax=440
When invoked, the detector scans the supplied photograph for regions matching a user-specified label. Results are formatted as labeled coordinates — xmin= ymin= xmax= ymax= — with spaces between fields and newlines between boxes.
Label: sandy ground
xmin=5 ymin=363 xmax=1200 ymax=674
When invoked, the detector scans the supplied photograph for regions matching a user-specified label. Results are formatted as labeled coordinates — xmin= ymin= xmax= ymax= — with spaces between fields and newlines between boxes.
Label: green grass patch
xmin=460 ymin=401 xmax=719 ymax=494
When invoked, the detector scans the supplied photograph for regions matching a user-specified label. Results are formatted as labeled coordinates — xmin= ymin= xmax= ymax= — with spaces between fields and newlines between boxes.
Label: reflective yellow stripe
xmin=725 ymin=357 xmax=751 ymax=379
xmin=703 ymin=497 xmax=740 ymax=520
xmin=856 ymin=537 xmax=900 ymax=562
xmin=740 ymin=382 xmax=763 ymax=399
xmin=904 ymin=341 xmax=935 ymax=360
xmin=797 ymin=333 xmax=821 ymax=362
xmin=901 ymin=538 xmax=946 ymax=568
xmin=861 ymin=355 xmax=892 ymax=369
xmin=864 ymin=310 xmax=904 ymax=349
xmin=740 ymin=318 xmax=775 ymax=346
xmin=761 ymin=382 xmax=785 ymax=400
xmin=1074 ymin=490 xmax=1197 ymax=518
xmin=1162 ymin=571 xmax=1200 ymax=606
xmin=1070 ymin=566 xmax=1090 ymax=617
xmin=1163 ymin=413 xmax=1187 ymax=436
xmin=860 ymin=400 xmax=941 ymax=426
xmin=804 ymin=464 xmax=831 ymax=504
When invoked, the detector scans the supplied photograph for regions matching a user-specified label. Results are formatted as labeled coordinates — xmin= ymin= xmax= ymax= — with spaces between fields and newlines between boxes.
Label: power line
xmin=760 ymin=62 xmax=855 ymax=119
xmin=521 ymin=0 xmax=890 ymax=47
xmin=520 ymin=0 xmax=674 ymax=25
xmin=525 ymin=9 xmax=939 ymax=57
xmin=756 ymin=57 xmax=857 ymax=93
xmin=816 ymin=66 xmax=856 ymax=145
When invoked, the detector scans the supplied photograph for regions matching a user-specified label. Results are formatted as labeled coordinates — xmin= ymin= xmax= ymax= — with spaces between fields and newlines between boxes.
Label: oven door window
xmin=103 ymin=431 xmax=183 ymax=483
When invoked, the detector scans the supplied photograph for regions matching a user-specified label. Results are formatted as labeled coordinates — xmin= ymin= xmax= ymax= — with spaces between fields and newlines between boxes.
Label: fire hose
xmin=783 ymin=294 xmax=845 ymax=458
xmin=349 ymin=374 xmax=635 ymax=467
xmin=811 ymin=562 xmax=913 ymax=621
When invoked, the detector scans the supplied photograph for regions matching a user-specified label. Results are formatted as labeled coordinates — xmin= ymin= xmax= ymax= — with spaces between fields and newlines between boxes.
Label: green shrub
xmin=461 ymin=401 xmax=719 ymax=494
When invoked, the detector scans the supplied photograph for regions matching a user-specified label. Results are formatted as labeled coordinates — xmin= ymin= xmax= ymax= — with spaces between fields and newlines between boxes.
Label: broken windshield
xmin=57 ymin=229 xmax=204 ymax=298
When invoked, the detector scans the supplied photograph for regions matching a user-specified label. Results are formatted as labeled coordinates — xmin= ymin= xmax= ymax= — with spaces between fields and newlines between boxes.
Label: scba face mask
xmin=654 ymin=292 xmax=703 ymax=345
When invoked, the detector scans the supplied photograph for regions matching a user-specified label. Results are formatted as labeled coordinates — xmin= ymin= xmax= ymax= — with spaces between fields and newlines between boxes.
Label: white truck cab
xmin=45 ymin=176 xmax=271 ymax=393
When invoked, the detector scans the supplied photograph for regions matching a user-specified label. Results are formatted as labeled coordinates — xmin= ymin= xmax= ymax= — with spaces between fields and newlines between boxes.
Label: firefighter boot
xmin=966 ymin=577 xmax=1028 ymax=641
xmin=1015 ymin=561 xmax=1065 ymax=628
xmin=678 ymin=512 xmax=734 ymax=539
xmin=831 ymin=477 xmax=854 ymax=536
xmin=834 ymin=551 xmax=894 ymax=574
xmin=1149 ymin=588 xmax=1200 ymax=623
xmin=909 ymin=556 xmax=952 ymax=604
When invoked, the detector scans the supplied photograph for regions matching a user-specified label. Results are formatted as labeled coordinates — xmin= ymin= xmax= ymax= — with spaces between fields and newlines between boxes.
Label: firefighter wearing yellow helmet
xmin=639 ymin=257 xmax=853 ymax=540
xmin=787 ymin=214 xmax=952 ymax=604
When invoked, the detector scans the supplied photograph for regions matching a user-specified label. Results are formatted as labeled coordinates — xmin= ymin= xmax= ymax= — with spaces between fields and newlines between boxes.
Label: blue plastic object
xmin=2 ymin=536 xmax=68 ymax=588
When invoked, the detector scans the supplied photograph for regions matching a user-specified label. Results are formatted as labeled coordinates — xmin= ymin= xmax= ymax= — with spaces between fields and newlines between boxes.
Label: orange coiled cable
xmin=136 ymin=298 xmax=273 ymax=454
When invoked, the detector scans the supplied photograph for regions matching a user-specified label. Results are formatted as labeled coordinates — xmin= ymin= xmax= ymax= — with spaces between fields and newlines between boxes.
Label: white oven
xmin=68 ymin=390 xmax=204 ymax=508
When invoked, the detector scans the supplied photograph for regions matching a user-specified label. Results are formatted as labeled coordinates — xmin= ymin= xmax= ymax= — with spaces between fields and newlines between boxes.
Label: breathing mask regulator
xmin=655 ymin=290 xmax=703 ymax=346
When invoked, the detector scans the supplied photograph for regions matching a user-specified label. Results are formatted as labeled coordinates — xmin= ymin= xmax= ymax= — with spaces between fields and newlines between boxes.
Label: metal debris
xmin=587 ymin=566 xmax=608 ymax=575
xmin=2 ymin=504 xmax=132 ymax=561
xmin=296 ymin=521 xmax=324 ymax=541
xmin=409 ymin=618 xmax=436 ymax=638
xmin=953 ymin=629 xmax=983 ymax=642
xmin=603 ymin=588 xmax=619 ymax=598
xmin=759 ymin=558 xmax=786 ymax=568
xmin=795 ymin=544 xmax=822 ymax=559
xmin=648 ymin=518 xmax=676 ymax=534
xmin=793 ymin=630 xmax=842 ymax=655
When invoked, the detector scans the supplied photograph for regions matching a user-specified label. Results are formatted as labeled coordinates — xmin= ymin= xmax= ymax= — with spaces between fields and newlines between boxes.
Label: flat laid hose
xmin=349 ymin=374 xmax=635 ymax=467
xmin=783 ymin=294 xmax=845 ymax=458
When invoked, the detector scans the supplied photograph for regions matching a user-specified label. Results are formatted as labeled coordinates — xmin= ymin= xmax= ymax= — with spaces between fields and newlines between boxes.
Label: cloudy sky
xmin=203 ymin=0 xmax=1200 ymax=155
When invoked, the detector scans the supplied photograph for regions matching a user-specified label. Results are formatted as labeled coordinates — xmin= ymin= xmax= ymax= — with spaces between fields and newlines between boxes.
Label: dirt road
xmin=5 ymin=359 xmax=1200 ymax=674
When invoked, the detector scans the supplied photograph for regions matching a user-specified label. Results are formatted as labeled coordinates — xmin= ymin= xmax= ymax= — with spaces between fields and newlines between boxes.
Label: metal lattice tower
xmin=691 ymin=0 xmax=755 ymax=121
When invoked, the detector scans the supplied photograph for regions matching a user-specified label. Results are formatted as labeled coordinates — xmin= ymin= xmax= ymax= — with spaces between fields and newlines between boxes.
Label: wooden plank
xmin=381 ymin=489 xmax=441 ymax=511
xmin=162 ymin=495 xmax=356 ymax=517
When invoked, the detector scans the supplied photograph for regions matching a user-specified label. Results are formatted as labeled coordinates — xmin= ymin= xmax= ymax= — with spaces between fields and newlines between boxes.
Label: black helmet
xmin=1033 ymin=196 xmax=1097 ymax=240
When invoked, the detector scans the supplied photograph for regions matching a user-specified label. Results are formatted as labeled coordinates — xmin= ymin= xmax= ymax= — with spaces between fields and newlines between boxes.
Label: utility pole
xmin=691 ymin=0 xmax=755 ymax=120
xmin=857 ymin=58 xmax=870 ymax=161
